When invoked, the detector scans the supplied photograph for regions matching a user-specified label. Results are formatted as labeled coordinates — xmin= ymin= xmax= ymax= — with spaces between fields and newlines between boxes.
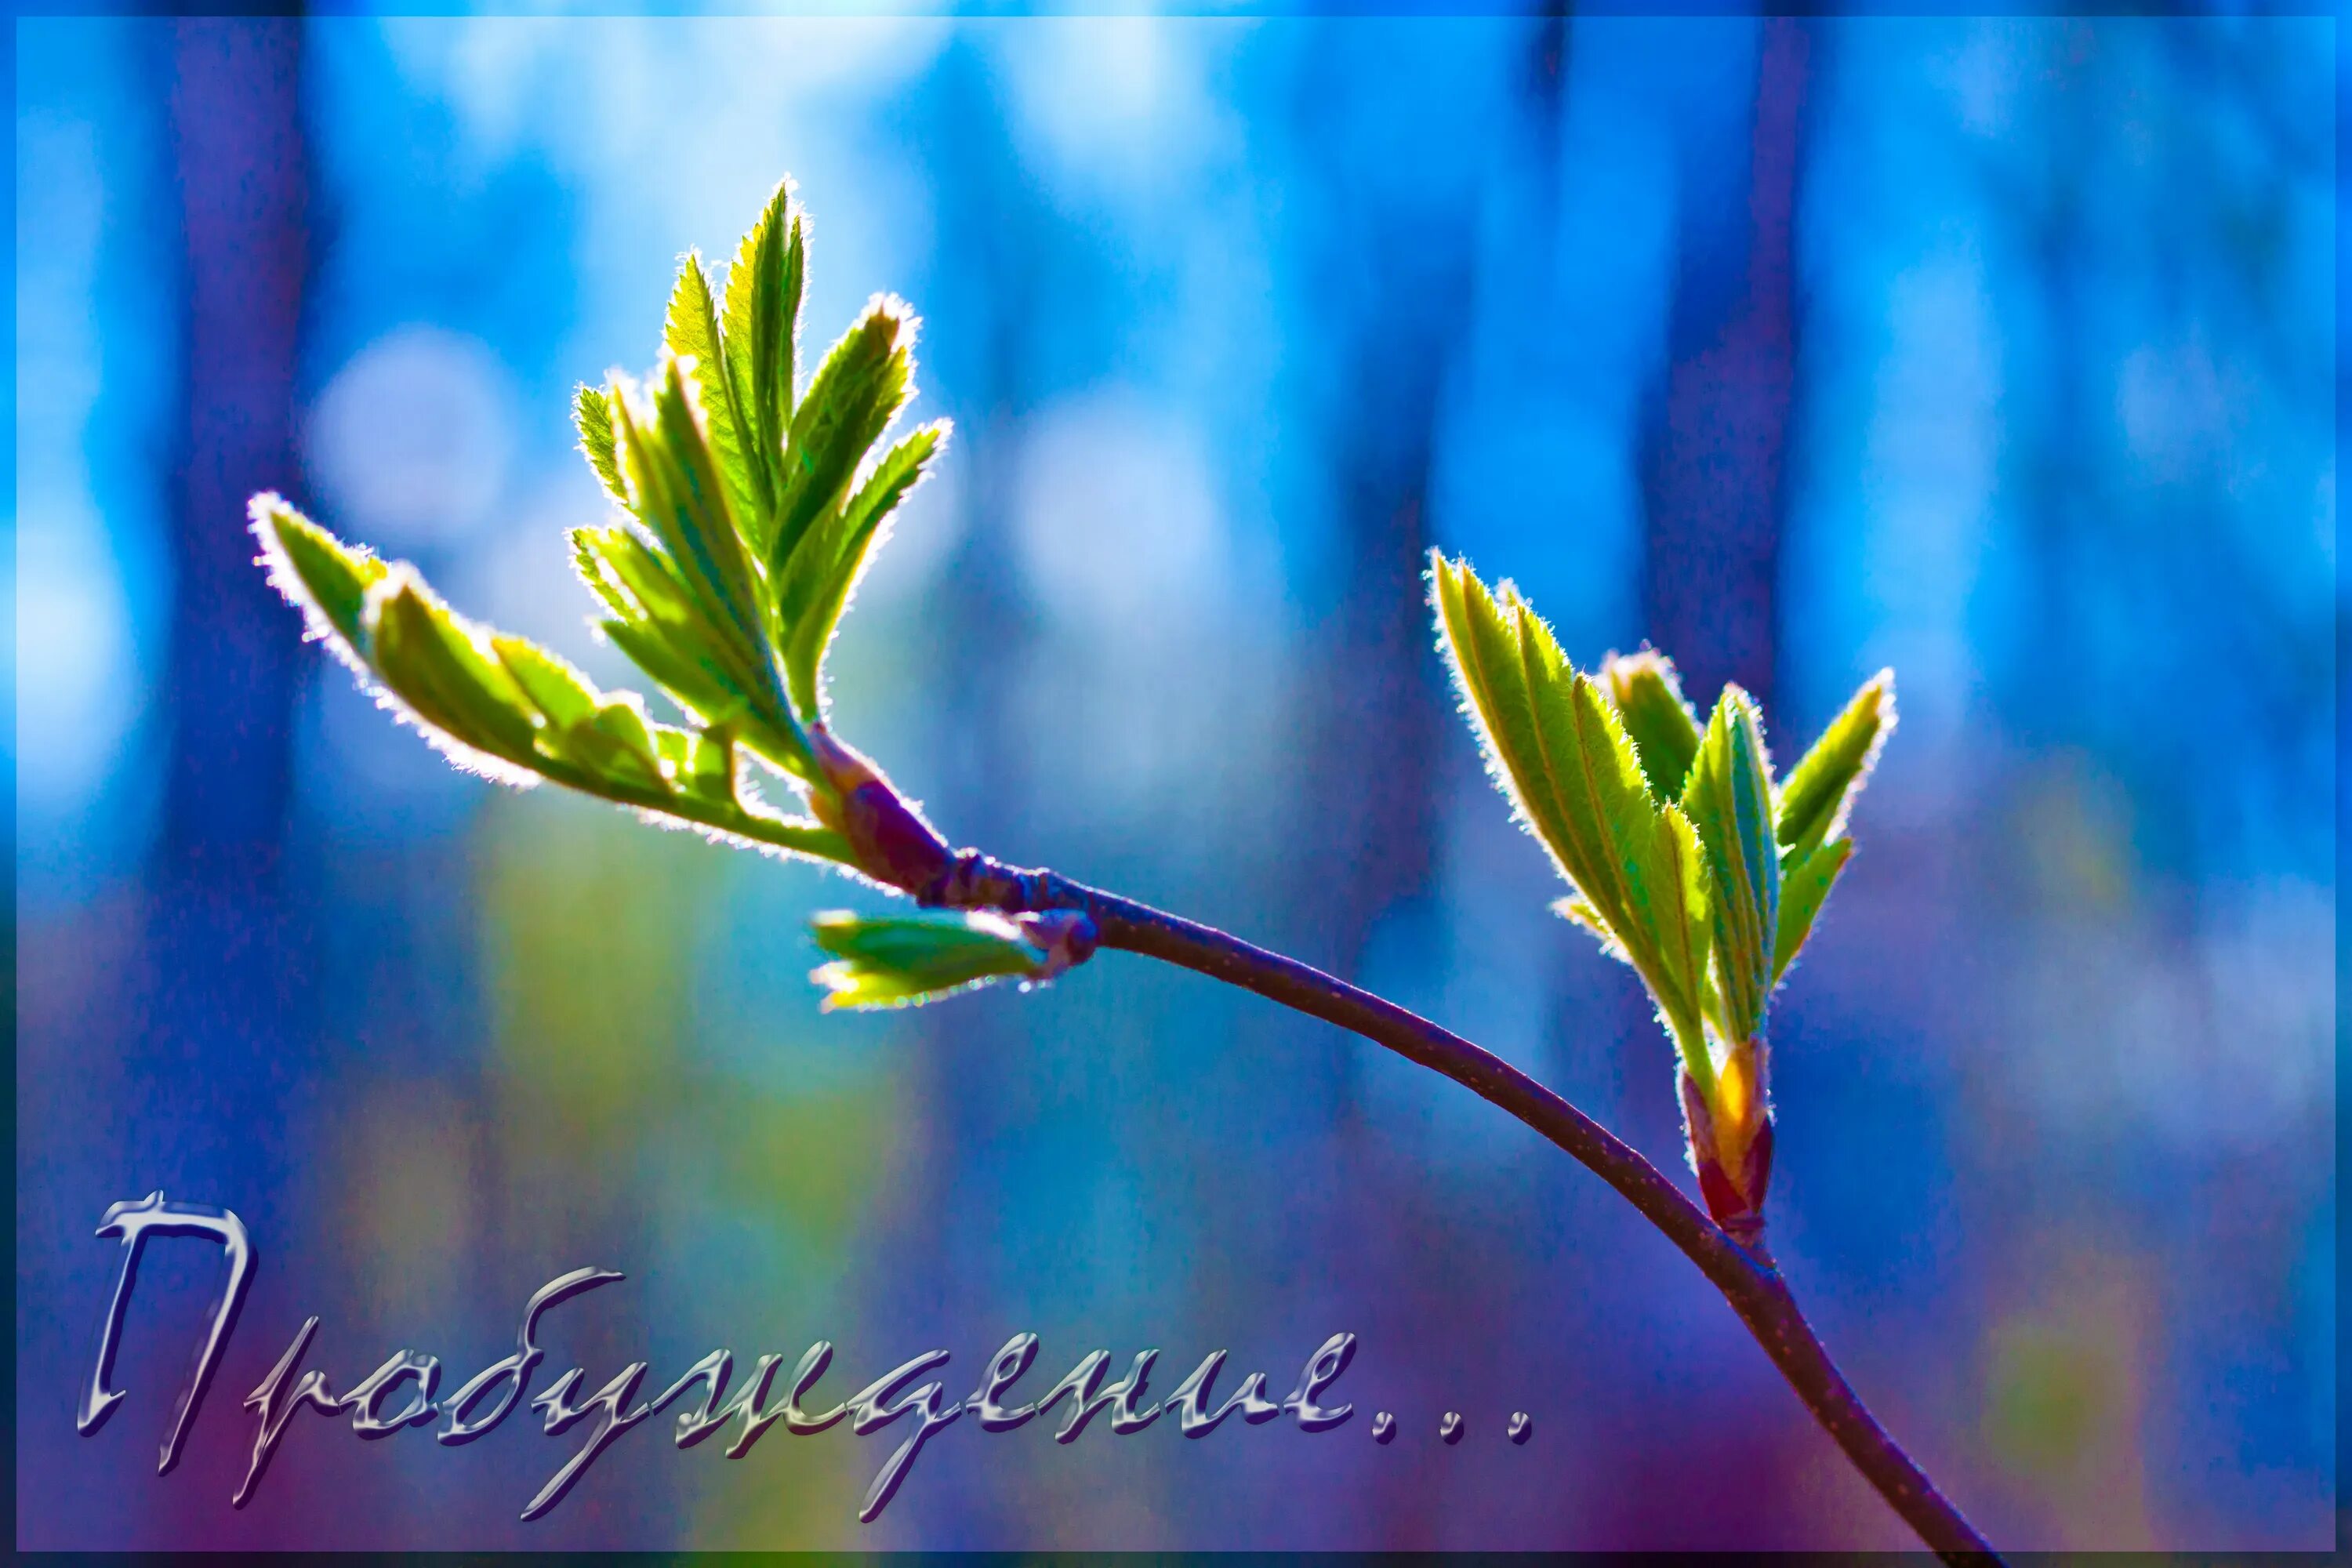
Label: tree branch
xmin=919 ymin=850 xmax=2000 ymax=1563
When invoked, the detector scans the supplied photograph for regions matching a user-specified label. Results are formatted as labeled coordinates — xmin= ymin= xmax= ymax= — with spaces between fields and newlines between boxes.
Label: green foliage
xmin=253 ymin=175 xmax=948 ymax=898
xmin=1777 ymin=670 xmax=1895 ymax=860
xmin=1432 ymin=551 xmax=1896 ymax=1109
xmin=720 ymin=179 xmax=805 ymax=543
xmin=256 ymin=168 xmax=1896 ymax=1068
xmin=366 ymin=566 xmax=540 ymax=768
xmin=572 ymin=384 xmax=627 ymax=508
xmin=1602 ymin=649 xmax=1703 ymax=800
xmin=779 ymin=420 xmax=946 ymax=718
xmin=257 ymin=497 xmax=387 ymax=648
xmin=808 ymin=909 xmax=1084 ymax=1011
xmin=252 ymin=493 xmax=849 ymax=865
xmin=663 ymin=249 xmax=758 ymax=529
xmin=1432 ymin=554 xmax=1715 ymax=1084
xmin=1774 ymin=835 xmax=1853 ymax=988
xmin=1766 ymin=672 xmax=1893 ymax=985
xmin=773 ymin=299 xmax=915 ymax=573
xmin=593 ymin=354 xmax=800 ymax=759
xmin=1681 ymin=688 xmax=1779 ymax=1046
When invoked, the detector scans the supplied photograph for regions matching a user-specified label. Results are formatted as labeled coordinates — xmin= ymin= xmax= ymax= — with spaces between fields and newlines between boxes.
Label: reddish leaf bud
xmin=1679 ymin=1040 xmax=1774 ymax=1250
xmin=808 ymin=724 xmax=953 ymax=895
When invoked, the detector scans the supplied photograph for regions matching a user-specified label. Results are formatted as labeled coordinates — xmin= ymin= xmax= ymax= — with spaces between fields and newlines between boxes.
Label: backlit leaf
xmin=568 ymin=694 xmax=670 ymax=794
xmin=364 ymin=568 xmax=540 ymax=768
xmin=1602 ymin=649 xmax=1703 ymax=802
xmin=495 ymin=634 xmax=600 ymax=732
xmin=570 ymin=523 xmax=690 ymax=626
xmin=594 ymin=616 xmax=744 ymax=734
xmin=721 ymin=180 xmax=803 ymax=548
xmin=1432 ymin=553 xmax=1714 ymax=1080
xmin=1773 ymin=836 xmax=1853 ymax=987
xmin=249 ymin=493 xmax=386 ymax=652
xmin=572 ymin=385 xmax=628 ymax=509
xmin=779 ymin=420 xmax=946 ymax=717
xmin=663 ymin=251 xmax=762 ymax=535
xmin=1777 ymin=670 xmax=1895 ymax=862
xmin=635 ymin=359 xmax=769 ymax=658
xmin=1682 ymin=688 xmax=1780 ymax=1044
xmin=658 ymin=723 xmax=739 ymax=811
xmin=771 ymin=297 xmax=913 ymax=580
xmin=604 ymin=365 xmax=802 ymax=750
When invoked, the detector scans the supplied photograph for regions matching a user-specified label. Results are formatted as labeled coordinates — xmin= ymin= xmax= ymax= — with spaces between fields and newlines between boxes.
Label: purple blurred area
xmin=14 ymin=13 xmax=2335 ymax=1551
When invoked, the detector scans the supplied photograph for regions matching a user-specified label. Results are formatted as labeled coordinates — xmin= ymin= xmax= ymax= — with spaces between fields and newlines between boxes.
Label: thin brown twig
xmin=915 ymin=848 xmax=2001 ymax=1563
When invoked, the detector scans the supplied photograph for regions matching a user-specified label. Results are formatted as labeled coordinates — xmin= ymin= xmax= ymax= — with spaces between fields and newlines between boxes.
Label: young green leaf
xmin=496 ymin=634 xmax=674 ymax=800
xmin=363 ymin=567 xmax=542 ymax=771
xmin=721 ymin=179 xmax=803 ymax=549
xmin=771 ymin=297 xmax=914 ymax=580
xmin=570 ymin=521 xmax=691 ymax=626
xmin=249 ymin=492 xmax=387 ymax=652
xmin=808 ymin=909 xmax=1091 ymax=1011
xmin=657 ymin=723 xmax=739 ymax=811
xmin=633 ymin=359 xmax=769 ymax=657
xmin=572 ymin=520 xmax=757 ymax=727
xmin=573 ymin=385 xmax=629 ymax=509
xmin=494 ymin=633 xmax=601 ymax=732
xmin=568 ymin=524 xmax=640 ymax=621
xmin=603 ymin=365 xmax=803 ymax=751
xmin=572 ymin=517 xmax=771 ymax=738
xmin=663 ymin=251 xmax=762 ymax=534
xmin=1682 ymin=688 xmax=1780 ymax=1044
xmin=1777 ymin=670 xmax=1895 ymax=861
xmin=591 ymin=612 xmax=734 ymax=727
xmin=258 ymin=496 xmax=570 ymax=782
xmin=1602 ymin=649 xmax=1704 ymax=802
xmin=779 ymin=419 xmax=947 ymax=717
xmin=1432 ymin=553 xmax=1714 ymax=1080
xmin=252 ymin=483 xmax=849 ymax=866
xmin=563 ymin=694 xmax=670 ymax=795
xmin=1773 ymin=836 xmax=1853 ymax=988
xmin=1433 ymin=555 xmax=1545 ymax=823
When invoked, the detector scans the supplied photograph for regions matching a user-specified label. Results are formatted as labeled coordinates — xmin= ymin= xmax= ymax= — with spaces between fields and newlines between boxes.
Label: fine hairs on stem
xmin=251 ymin=175 xmax=1998 ymax=1563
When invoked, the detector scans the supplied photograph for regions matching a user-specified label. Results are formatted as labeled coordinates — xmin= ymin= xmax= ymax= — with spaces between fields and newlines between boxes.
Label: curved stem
xmin=922 ymin=855 xmax=1999 ymax=1563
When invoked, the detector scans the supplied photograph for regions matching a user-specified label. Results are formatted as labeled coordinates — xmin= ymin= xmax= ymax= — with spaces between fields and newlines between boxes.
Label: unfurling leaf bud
xmin=1679 ymin=1037 xmax=1774 ymax=1250
xmin=808 ymin=907 xmax=1099 ymax=1011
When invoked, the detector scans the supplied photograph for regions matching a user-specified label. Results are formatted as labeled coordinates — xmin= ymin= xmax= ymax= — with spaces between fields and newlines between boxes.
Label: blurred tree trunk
xmin=1283 ymin=26 xmax=1489 ymax=1120
xmin=118 ymin=15 xmax=313 ymax=1527
xmin=1639 ymin=16 xmax=1809 ymax=713
xmin=162 ymin=17 xmax=309 ymax=884
xmin=1298 ymin=350 xmax=1449 ymax=1009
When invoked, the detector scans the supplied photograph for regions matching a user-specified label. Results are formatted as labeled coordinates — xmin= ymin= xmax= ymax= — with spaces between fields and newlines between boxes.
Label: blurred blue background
xmin=13 ymin=12 xmax=2336 ymax=1551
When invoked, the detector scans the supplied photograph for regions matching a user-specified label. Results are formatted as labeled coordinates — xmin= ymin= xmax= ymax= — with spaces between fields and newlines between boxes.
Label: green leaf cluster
xmin=252 ymin=494 xmax=847 ymax=863
xmin=572 ymin=179 xmax=944 ymax=757
xmin=251 ymin=177 xmax=949 ymax=877
xmin=1432 ymin=555 xmax=1715 ymax=1081
xmin=1432 ymin=553 xmax=1893 ymax=1095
